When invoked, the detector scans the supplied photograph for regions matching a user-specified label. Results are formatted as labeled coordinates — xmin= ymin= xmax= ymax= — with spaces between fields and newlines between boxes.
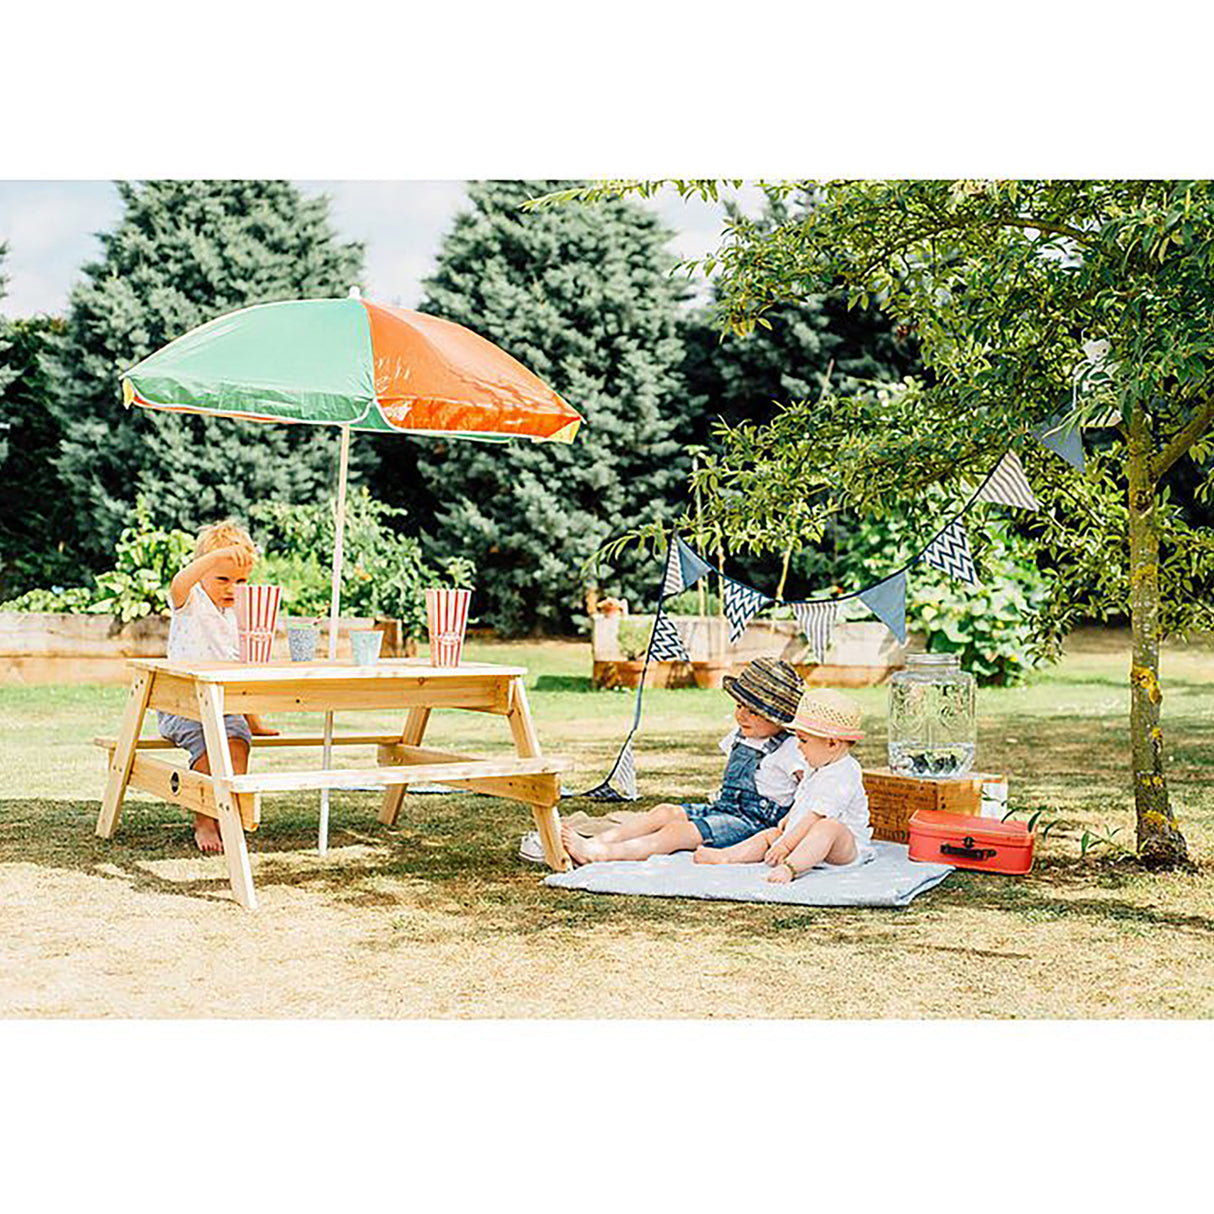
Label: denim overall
xmin=683 ymin=731 xmax=791 ymax=848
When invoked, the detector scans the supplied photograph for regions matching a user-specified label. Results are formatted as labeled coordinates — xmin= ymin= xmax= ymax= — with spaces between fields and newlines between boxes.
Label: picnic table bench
xmin=94 ymin=657 xmax=571 ymax=909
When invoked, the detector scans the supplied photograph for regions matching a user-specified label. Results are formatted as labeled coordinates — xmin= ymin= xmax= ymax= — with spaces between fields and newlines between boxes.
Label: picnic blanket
xmin=545 ymin=841 xmax=953 ymax=907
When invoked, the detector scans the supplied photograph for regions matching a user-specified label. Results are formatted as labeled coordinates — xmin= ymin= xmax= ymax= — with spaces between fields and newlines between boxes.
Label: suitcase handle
xmin=940 ymin=836 xmax=997 ymax=861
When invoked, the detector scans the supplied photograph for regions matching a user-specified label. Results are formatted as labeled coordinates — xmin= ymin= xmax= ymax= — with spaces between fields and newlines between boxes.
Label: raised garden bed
xmin=0 ymin=612 xmax=417 ymax=685
xmin=591 ymin=614 xmax=905 ymax=690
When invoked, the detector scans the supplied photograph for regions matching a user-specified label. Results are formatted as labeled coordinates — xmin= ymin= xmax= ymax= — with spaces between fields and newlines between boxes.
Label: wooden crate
xmin=863 ymin=767 xmax=1003 ymax=844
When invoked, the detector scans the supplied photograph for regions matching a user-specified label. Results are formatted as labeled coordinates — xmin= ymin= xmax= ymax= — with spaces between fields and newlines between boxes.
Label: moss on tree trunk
xmin=1127 ymin=406 xmax=1189 ymax=867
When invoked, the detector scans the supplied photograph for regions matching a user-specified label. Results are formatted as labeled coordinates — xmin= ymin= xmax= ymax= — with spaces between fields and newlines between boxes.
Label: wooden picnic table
xmin=95 ymin=657 xmax=571 ymax=910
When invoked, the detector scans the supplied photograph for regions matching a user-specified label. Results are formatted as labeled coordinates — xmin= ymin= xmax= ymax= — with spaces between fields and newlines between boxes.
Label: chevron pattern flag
xmin=649 ymin=612 xmax=690 ymax=663
xmin=723 ymin=577 xmax=772 ymax=644
xmin=662 ymin=536 xmax=714 ymax=598
xmin=924 ymin=518 xmax=979 ymax=586
xmin=859 ymin=571 xmax=907 ymax=644
xmin=793 ymin=601 xmax=839 ymax=662
xmin=977 ymin=450 xmax=1039 ymax=511
xmin=585 ymin=735 xmax=639 ymax=801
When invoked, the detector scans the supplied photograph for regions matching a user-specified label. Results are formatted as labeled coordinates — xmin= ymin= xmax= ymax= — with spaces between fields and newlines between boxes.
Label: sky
xmin=0 ymin=180 xmax=758 ymax=319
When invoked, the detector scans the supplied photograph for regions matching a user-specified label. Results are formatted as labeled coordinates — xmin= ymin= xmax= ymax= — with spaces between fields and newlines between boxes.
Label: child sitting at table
xmin=157 ymin=520 xmax=277 ymax=853
xmin=694 ymin=687 xmax=872 ymax=881
xmin=560 ymin=658 xmax=808 ymax=865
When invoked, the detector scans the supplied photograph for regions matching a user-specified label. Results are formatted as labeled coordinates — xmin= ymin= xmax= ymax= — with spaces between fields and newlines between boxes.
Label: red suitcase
xmin=908 ymin=810 xmax=1035 ymax=874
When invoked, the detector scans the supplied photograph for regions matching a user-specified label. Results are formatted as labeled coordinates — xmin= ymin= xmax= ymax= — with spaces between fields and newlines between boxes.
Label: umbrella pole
xmin=319 ymin=424 xmax=352 ymax=855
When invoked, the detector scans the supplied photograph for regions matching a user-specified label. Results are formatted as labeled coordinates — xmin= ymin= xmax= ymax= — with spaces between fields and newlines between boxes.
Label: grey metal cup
xmin=287 ymin=626 xmax=320 ymax=662
xmin=350 ymin=629 xmax=384 ymax=666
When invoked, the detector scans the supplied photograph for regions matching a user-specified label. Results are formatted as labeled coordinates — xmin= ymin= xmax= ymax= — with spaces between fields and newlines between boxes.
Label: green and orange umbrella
xmin=121 ymin=293 xmax=583 ymax=850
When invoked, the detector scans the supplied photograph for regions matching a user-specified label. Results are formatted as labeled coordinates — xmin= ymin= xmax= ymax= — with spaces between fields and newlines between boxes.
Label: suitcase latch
xmin=940 ymin=836 xmax=997 ymax=861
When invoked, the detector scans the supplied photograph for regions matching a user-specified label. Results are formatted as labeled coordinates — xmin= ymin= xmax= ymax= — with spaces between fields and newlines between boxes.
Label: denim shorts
xmin=681 ymin=803 xmax=774 ymax=849
xmin=157 ymin=711 xmax=252 ymax=768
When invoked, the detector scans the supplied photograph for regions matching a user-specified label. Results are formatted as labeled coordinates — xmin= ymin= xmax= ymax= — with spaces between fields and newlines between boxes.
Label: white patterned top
xmin=786 ymin=753 xmax=872 ymax=848
xmin=167 ymin=582 xmax=239 ymax=663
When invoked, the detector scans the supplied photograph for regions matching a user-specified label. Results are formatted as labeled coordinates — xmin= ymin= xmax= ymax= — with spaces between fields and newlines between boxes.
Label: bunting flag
xmin=923 ymin=518 xmax=979 ymax=586
xmin=722 ymin=577 xmax=772 ymax=644
xmin=1034 ymin=413 xmax=1085 ymax=472
xmin=584 ymin=734 xmax=639 ymax=802
xmin=977 ymin=450 xmax=1039 ymax=511
xmin=792 ymin=600 xmax=839 ymax=662
xmin=649 ymin=612 xmax=690 ymax=663
xmin=662 ymin=535 xmax=714 ymax=598
xmin=859 ymin=571 xmax=907 ymax=644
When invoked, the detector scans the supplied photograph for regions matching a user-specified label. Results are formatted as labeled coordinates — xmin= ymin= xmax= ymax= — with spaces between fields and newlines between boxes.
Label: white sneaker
xmin=518 ymin=830 xmax=547 ymax=863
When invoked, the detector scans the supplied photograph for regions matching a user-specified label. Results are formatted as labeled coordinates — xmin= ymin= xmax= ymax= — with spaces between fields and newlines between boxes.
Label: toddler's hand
xmin=214 ymin=545 xmax=255 ymax=577
xmin=765 ymin=843 xmax=788 ymax=867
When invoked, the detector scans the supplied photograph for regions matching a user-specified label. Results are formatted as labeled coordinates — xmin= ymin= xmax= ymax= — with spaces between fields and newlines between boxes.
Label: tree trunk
xmin=1126 ymin=407 xmax=1189 ymax=867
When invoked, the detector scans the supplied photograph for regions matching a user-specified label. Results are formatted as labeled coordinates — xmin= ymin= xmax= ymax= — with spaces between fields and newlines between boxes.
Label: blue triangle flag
xmin=1034 ymin=414 xmax=1085 ymax=472
xmin=859 ymin=571 xmax=907 ymax=644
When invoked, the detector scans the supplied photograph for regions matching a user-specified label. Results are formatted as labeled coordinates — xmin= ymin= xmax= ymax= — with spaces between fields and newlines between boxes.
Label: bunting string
xmin=568 ymin=431 xmax=1076 ymax=802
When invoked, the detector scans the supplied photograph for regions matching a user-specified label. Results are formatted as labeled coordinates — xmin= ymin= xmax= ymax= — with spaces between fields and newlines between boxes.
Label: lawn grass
xmin=1 ymin=630 xmax=1212 ymax=1018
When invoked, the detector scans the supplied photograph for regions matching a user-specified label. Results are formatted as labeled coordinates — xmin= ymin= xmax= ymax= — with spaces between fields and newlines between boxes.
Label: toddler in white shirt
xmin=157 ymin=520 xmax=277 ymax=853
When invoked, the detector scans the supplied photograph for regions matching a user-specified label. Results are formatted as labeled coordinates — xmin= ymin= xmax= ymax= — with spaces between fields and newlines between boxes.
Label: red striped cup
xmin=234 ymin=584 xmax=282 ymax=664
xmin=425 ymin=588 xmax=471 ymax=667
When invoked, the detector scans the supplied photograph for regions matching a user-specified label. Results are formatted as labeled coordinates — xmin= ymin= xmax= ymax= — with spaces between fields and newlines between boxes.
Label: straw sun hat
xmin=790 ymin=688 xmax=866 ymax=742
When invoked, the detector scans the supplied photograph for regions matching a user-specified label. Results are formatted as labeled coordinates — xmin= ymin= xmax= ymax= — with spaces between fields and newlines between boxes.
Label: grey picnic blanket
xmin=544 ymin=842 xmax=953 ymax=907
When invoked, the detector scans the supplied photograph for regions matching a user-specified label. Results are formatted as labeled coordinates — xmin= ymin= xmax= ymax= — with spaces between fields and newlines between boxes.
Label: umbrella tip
xmin=347 ymin=286 xmax=362 ymax=300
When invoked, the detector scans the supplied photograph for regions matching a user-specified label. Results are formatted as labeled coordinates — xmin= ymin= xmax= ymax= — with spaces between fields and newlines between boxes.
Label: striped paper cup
xmin=425 ymin=588 xmax=471 ymax=667
xmin=234 ymin=584 xmax=282 ymax=664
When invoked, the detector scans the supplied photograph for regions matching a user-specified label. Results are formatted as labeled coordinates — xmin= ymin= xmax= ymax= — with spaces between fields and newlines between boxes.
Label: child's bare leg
xmin=562 ymin=814 xmax=702 ymax=865
xmin=595 ymin=803 xmax=685 ymax=843
xmin=768 ymin=819 xmax=856 ymax=883
xmin=694 ymin=827 xmax=780 ymax=865
xmin=190 ymin=738 xmax=250 ymax=853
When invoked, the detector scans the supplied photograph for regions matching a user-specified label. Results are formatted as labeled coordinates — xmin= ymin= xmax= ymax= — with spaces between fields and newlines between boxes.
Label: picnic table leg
xmin=378 ymin=706 xmax=431 ymax=826
xmin=505 ymin=677 xmax=570 ymax=872
xmin=96 ymin=670 xmax=153 ymax=839
xmin=195 ymin=682 xmax=257 ymax=911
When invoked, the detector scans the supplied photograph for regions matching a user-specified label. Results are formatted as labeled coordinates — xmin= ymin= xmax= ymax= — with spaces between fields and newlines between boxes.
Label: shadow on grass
xmin=4 ymin=790 xmax=1212 ymax=944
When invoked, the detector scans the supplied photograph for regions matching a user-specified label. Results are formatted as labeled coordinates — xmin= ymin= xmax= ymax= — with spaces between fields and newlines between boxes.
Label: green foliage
xmin=388 ymin=180 xmax=694 ymax=635
xmin=662 ymin=588 xmax=722 ymax=616
xmin=792 ymin=505 xmax=1051 ymax=686
xmin=617 ymin=616 xmax=655 ymax=660
xmin=45 ymin=180 xmax=367 ymax=565
xmin=251 ymin=489 xmax=470 ymax=638
xmin=0 ymin=497 xmax=193 ymax=622
xmin=0 ymin=315 xmax=83 ymax=597
xmin=91 ymin=504 xmax=196 ymax=621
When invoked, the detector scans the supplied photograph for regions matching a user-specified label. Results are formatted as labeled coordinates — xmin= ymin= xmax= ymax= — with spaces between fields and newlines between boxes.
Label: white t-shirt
xmin=786 ymin=752 xmax=872 ymax=850
xmin=167 ymin=582 xmax=239 ymax=663
xmin=718 ymin=727 xmax=807 ymax=808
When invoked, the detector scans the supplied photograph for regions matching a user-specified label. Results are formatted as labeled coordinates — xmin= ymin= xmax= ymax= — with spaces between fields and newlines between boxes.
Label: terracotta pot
xmin=691 ymin=661 xmax=731 ymax=689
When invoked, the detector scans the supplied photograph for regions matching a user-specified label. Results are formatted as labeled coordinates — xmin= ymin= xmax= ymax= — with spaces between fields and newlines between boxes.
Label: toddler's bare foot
xmin=766 ymin=864 xmax=794 ymax=884
xmin=694 ymin=846 xmax=728 ymax=865
xmin=248 ymin=717 xmax=279 ymax=736
xmin=194 ymin=815 xmax=224 ymax=854
xmin=561 ymin=824 xmax=606 ymax=866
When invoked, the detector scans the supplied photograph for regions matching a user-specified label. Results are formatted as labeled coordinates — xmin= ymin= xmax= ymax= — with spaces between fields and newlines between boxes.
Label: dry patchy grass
xmin=1 ymin=632 xmax=1212 ymax=1019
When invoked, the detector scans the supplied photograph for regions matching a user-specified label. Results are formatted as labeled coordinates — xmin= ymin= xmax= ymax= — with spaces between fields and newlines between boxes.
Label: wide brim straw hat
xmin=722 ymin=657 xmax=805 ymax=726
xmin=790 ymin=688 xmax=866 ymax=741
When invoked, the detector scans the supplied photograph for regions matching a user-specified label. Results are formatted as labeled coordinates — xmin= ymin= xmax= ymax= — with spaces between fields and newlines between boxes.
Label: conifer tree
xmin=399 ymin=180 xmax=692 ymax=633
xmin=47 ymin=181 xmax=365 ymax=561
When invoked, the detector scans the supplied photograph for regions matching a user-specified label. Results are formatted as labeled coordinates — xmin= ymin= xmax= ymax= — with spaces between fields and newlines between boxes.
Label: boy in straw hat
xmin=695 ymin=687 xmax=872 ymax=881
xmin=561 ymin=658 xmax=808 ymax=865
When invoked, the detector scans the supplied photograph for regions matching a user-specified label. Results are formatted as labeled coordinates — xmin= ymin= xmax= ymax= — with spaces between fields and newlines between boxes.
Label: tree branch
xmin=1153 ymin=395 xmax=1214 ymax=480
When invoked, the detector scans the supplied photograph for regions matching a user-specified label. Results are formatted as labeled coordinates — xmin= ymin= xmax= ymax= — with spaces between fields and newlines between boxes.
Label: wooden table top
xmin=126 ymin=658 xmax=529 ymax=683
